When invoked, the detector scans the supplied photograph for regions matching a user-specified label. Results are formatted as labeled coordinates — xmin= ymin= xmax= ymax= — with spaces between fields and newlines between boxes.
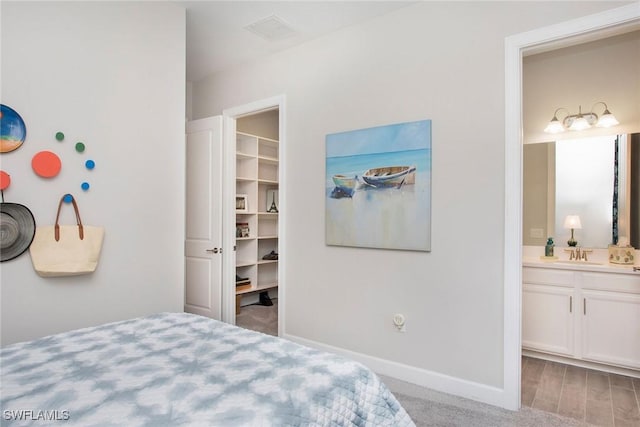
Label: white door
xmin=522 ymin=283 xmax=575 ymax=356
xmin=185 ymin=116 xmax=223 ymax=319
xmin=581 ymin=290 xmax=640 ymax=369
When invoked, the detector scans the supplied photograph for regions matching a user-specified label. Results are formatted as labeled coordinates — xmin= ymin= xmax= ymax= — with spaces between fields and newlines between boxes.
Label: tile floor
xmin=522 ymin=356 xmax=640 ymax=426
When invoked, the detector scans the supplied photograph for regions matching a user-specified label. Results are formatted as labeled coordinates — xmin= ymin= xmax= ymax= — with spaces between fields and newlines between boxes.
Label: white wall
xmin=192 ymin=1 xmax=626 ymax=397
xmin=1 ymin=2 xmax=186 ymax=345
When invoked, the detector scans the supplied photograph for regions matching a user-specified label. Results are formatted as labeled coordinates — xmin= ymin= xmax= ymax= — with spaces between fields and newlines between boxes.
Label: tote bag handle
xmin=54 ymin=195 xmax=84 ymax=241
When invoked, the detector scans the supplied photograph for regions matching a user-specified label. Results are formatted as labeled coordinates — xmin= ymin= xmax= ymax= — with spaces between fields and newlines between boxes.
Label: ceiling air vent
xmin=244 ymin=14 xmax=297 ymax=41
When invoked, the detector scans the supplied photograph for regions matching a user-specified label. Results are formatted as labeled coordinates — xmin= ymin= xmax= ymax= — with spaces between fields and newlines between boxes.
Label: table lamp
xmin=563 ymin=215 xmax=582 ymax=247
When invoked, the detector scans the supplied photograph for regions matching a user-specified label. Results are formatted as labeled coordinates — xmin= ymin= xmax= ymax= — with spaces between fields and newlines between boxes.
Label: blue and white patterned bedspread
xmin=1 ymin=312 xmax=415 ymax=426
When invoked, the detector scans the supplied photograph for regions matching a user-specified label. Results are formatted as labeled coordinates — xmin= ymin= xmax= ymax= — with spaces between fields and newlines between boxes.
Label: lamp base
xmin=567 ymin=228 xmax=578 ymax=247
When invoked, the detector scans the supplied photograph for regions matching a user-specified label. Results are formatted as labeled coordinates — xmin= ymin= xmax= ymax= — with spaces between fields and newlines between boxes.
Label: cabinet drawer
xmin=582 ymin=272 xmax=640 ymax=294
xmin=523 ymin=267 xmax=575 ymax=286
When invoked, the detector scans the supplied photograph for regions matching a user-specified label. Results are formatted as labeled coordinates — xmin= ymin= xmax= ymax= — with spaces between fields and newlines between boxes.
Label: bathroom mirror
xmin=523 ymin=133 xmax=639 ymax=248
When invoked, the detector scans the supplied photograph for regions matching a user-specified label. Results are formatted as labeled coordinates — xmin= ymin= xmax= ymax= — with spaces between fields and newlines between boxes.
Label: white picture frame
xmin=236 ymin=194 xmax=248 ymax=213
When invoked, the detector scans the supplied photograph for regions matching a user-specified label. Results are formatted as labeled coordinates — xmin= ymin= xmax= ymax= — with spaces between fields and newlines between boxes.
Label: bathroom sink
xmin=555 ymin=260 xmax=603 ymax=266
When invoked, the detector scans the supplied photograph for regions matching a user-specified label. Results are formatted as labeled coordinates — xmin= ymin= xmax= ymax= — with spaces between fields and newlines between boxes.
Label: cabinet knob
xmin=206 ymin=248 xmax=219 ymax=254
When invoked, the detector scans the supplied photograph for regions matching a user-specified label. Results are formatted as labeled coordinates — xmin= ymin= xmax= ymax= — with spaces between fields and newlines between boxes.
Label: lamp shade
xmin=544 ymin=118 xmax=565 ymax=134
xmin=596 ymin=110 xmax=619 ymax=127
xmin=563 ymin=215 xmax=582 ymax=229
xmin=568 ymin=116 xmax=591 ymax=131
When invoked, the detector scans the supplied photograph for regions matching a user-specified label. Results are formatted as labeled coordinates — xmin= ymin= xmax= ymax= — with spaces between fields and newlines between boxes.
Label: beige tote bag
xmin=30 ymin=195 xmax=104 ymax=277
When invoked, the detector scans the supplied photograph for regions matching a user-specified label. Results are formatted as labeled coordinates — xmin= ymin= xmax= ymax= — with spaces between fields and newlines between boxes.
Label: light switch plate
xmin=530 ymin=228 xmax=544 ymax=238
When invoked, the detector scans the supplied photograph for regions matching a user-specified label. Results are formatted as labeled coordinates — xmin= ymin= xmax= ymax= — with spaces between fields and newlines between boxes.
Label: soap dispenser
xmin=545 ymin=237 xmax=555 ymax=257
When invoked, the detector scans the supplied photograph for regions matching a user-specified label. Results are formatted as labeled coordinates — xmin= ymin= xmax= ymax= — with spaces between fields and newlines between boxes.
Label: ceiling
xmin=175 ymin=1 xmax=413 ymax=82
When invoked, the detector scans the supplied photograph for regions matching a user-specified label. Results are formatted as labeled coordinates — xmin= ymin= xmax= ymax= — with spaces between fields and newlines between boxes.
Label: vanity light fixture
xmin=563 ymin=215 xmax=582 ymax=247
xmin=543 ymin=101 xmax=619 ymax=134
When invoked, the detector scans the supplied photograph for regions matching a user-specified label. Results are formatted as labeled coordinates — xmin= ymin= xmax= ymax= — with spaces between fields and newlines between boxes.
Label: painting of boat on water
xmin=326 ymin=119 xmax=431 ymax=251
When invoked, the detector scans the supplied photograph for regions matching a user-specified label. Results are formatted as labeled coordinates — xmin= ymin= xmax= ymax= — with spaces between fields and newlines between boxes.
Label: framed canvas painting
xmin=325 ymin=120 xmax=431 ymax=251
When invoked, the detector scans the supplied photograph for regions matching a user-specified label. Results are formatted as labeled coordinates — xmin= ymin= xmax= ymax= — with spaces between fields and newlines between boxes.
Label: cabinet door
xmin=185 ymin=116 xmax=223 ymax=320
xmin=522 ymin=283 xmax=574 ymax=356
xmin=582 ymin=290 xmax=640 ymax=369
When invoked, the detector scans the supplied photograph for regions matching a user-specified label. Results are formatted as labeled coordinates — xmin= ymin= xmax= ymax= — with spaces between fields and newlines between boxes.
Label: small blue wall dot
xmin=63 ymin=194 xmax=73 ymax=203
xmin=85 ymin=159 xmax=95 ymax=170
xmin=81 ymin=182 xmax=90 ymax=191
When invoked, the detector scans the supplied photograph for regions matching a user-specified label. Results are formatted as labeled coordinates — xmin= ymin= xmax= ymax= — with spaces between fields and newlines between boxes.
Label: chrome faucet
xmin=566 ymin=247 xmax=591 ymax=261
xmin=569 ymin=247 xmax=579 ymax=260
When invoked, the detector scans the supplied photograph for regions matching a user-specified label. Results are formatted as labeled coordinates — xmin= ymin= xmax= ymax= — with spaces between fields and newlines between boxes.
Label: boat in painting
xmin=362 ymin=166 xmax=416 ymax=188
xmin=331 ymin=174 xmax=358 ymax=197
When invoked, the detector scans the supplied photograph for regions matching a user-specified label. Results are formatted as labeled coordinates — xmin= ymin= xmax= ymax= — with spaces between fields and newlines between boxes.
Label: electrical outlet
xmin=393 ymin=314 xmax=406 ymax=332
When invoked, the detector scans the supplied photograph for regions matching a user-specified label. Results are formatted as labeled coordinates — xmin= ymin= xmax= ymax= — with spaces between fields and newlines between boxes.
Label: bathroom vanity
xmin=522 ymin=248 xmax=640 ymax=376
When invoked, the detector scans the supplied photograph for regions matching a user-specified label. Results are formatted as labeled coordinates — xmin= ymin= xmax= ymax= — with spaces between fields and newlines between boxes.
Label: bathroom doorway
xmin=504 ymin=4 xmax=640 ymax=412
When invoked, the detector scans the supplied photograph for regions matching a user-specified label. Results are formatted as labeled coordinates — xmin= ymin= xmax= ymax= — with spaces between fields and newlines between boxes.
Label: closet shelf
xmin=236 ymin=260 xmax=255 ymax=267
xmin=237 ymin=152 xmax=254 ymax=160
xmin=257 ymin=178 xmax=278 ymax=185
xmin=258 ymin=156 xmax=278 ymax=165
xmin=258 ymin=235 xmax=278 ymax=240
xmin=235 ymin=281 xmax=278 ymax=296
xmin=235 ymin=128 xmax=279 ymax=310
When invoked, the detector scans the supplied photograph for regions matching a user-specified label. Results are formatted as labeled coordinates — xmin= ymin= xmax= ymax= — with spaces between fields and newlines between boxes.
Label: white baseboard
xmin=283 ymin=333 xmax=512 ymax=410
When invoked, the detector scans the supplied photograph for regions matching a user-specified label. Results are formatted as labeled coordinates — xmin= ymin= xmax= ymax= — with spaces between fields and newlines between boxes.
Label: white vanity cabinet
xmin=523 ymin=265 xmax=640 ymax=371
xmin=523 ymin=283 xmax=575 ymax=356
xmin=580 ymin=272 xmax=640 ymax=369
xmin=522 ymin=268 xmax=576 ymax=357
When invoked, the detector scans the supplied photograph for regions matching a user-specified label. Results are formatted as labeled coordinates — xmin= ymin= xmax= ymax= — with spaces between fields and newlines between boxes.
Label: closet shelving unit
xmin=235 ymin=132 xmax=279 ymax=311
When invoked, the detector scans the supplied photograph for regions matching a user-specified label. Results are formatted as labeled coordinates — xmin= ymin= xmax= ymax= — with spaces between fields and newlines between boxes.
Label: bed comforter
xmin=1 ymin=312 xmax=414 ymax=426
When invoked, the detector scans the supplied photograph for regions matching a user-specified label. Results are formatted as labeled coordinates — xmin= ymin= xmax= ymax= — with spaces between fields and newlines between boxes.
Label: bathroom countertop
xmin=522 ymin=245 xmax=640 ymax=275
xmin=523 ymin=256 xmax=639 ymax=275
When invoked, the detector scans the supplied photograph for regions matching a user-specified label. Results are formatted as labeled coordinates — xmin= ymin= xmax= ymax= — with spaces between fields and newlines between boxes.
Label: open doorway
xmin=503 ymin=4 xmax=640 ymax=412
xmin=233 ymin=108 xmax=280 ymax=336
xmin=221 ymin=96 xmax=286 ymax=337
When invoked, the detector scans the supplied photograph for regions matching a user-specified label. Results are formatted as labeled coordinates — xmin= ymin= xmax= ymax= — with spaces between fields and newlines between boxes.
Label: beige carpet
xmin=235 ymin=299 xmax=278 ymax=336
xmin=235 ymin=302 xmax=588 ymax=426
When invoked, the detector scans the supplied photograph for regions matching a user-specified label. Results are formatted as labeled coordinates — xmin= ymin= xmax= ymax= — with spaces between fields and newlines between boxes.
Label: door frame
xmin=221 ymin=95 xmax=287 ymax=336
xmin=503 ymin=3 xmax=640 ymax=410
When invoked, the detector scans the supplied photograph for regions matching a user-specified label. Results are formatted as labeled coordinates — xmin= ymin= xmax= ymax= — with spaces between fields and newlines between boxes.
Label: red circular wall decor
xmin=32 ymin=150 xmax=62 ymax=178
xmin=0 ymin=170 xmax=11 ymax=190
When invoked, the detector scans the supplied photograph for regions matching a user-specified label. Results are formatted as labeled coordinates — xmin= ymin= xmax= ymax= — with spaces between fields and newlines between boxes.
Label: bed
xmin=1 ymin=312 xmax=415 ymax=426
